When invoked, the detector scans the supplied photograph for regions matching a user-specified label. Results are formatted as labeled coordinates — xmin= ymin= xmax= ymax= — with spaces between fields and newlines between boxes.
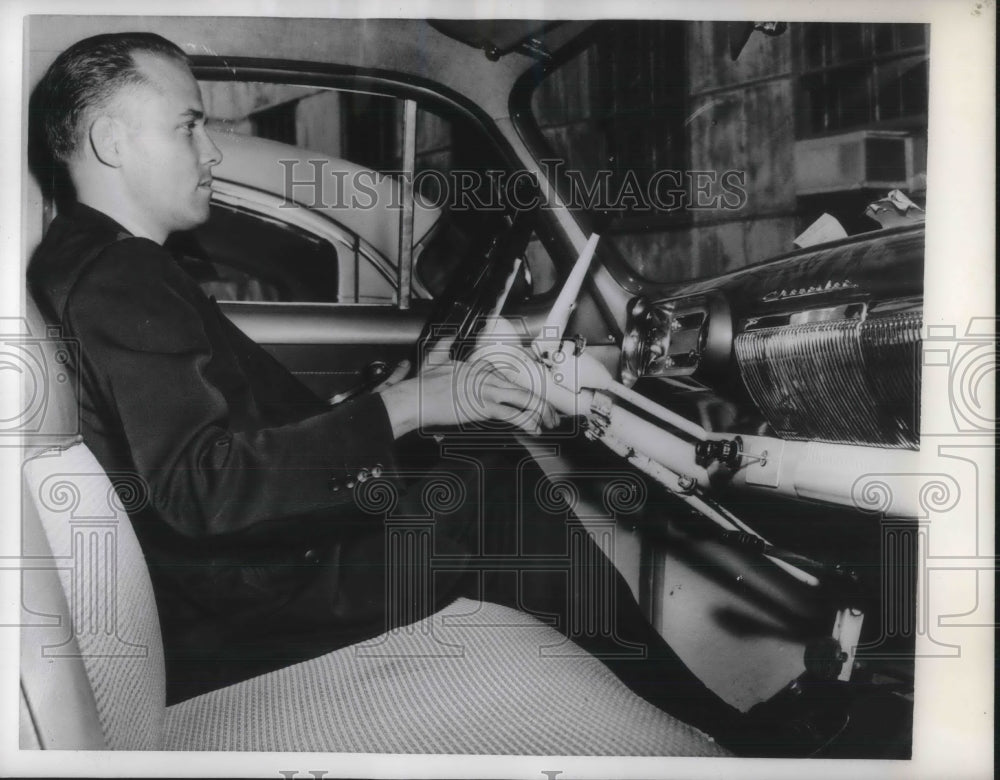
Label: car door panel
xmin=218 ymin=299 xmax=558 ymax=399
xmin=220 ymin=302 xmax=427 ymax=398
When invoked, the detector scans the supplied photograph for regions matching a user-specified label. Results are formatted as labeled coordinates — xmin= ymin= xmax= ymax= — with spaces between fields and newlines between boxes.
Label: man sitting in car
xmin=27 ymin=31 xmax=839 ymax=756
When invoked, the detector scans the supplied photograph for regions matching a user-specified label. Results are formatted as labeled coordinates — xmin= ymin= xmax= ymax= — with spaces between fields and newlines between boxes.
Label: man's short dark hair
xmin=33 ymin=32 xmax=189 ymax=163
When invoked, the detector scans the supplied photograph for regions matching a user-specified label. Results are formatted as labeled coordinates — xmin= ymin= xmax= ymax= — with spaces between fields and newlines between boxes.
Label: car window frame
xmin=189 ymin=55 xmax=579 ymax=311
xmin=507 ymin=23 xmax=654 ymax=295
xmin=207 ymin=179 xmax=434 ymax=304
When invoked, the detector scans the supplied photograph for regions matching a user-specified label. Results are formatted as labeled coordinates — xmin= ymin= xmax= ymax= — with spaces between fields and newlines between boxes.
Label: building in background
xmin=532 ymin=20 xmax=929 ymax=283
xmin=200 ymin=21 xmax=929 ymax=285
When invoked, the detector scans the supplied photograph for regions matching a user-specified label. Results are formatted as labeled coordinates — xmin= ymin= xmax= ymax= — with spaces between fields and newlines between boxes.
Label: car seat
xmin=17 ymin=294 xmax=730 ymax=755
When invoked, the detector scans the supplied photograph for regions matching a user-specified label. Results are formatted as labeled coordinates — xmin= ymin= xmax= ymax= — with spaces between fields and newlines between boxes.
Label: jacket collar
xmin=61 ymin=201 xmax=135 ymax=238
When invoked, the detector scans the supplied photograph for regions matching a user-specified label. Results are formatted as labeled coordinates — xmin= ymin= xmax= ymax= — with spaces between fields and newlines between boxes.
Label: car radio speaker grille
xmin=735 ymin=310 xmax=922 ymax=448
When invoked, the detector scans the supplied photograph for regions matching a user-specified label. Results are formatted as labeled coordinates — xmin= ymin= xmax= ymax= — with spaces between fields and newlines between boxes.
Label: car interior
xmin=18 ymin=16 xmax=932 ymax=759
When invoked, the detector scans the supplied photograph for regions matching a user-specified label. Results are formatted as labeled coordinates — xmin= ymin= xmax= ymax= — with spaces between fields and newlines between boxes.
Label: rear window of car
xmin=167 ymin=201 xmax=339 ymax=303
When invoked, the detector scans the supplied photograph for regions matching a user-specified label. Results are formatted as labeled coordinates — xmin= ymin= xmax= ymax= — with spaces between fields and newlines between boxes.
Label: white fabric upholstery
xmin=22 ymin=443 xmax=167 ymax=749
xmin=165 ymin=598 xmax=730 ymax=755
xmin=22 ymin=443 xmax=730 ymax=756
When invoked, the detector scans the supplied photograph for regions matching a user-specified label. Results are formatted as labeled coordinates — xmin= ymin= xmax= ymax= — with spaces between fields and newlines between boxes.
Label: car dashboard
xmin=619 ymin=224 xmax=923 ymax=451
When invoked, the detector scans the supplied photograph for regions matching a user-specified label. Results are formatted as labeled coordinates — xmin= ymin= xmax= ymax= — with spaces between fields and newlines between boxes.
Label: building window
xmin=340 ymin=92 xmax=402 ymax=172
xmin=250 ymin=100 xmax=299 ymax=145
xmin=531 ymin=20 xmax=688 ymax=232
xmin=798 ymin=23 xmax=928 ymax=137
xmin=597 ymin=22 xmax=687 ymax=210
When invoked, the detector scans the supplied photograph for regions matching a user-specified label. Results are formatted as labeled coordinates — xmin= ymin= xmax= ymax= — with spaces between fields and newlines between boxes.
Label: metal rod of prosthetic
xmin=599 ymin=379 xmax=708 ymax=441
xmin=832 ymin=607 xmax=865 ymax=681
xmin=535 ymin=232 xmax=600 ymax=346
xmin=530 ymin=232 xmax=709 ymax=441
xmin=594 ymin=427 xmax=819 ymax=587
xmin=481 ymin=232 xmax=812 ymax=585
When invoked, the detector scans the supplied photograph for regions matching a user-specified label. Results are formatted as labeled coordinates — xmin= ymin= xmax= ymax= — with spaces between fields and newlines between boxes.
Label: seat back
xmin=19 ymin=294 xmax=167 ymax=749
xmin=19 ymin=475 xmax=106 ymax=750
xmin=20 ymin=443 xmax=168 ymax=749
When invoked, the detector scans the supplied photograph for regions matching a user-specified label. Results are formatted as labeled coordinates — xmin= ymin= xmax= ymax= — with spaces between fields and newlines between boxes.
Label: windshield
xmin=527 ymin=20 xmax=929 ymax=285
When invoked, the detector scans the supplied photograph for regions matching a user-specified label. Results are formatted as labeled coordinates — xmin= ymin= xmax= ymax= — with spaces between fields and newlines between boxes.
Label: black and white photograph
xmin=1 ymin=1 xmax=993 ymax=778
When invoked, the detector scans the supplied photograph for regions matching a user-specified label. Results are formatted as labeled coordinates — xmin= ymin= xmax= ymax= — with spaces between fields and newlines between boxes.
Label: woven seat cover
xmin=24 ymin=443 xmax=728 ymax=756
xmin=165 ymin=598 xmax=729 ymax=756
xmin=22 ymin=444 xmax=167 ymax=749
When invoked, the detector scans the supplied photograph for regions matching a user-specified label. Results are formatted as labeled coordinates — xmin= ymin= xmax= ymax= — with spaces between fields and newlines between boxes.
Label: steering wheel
xmin=329 ymin=206 xmax=537 ymax=406
xmin=414 ymin=205 xmax=539 ymax=368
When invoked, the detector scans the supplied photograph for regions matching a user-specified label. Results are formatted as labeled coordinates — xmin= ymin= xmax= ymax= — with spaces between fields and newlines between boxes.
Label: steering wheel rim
xmin=415 ymin=205 xmax=539 ymax=368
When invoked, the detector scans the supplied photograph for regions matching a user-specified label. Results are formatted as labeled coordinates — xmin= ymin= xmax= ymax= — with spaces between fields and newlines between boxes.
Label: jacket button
xmin=371 ymin=463 xmax=383 ymax=478
xmin=328 ymin=477 xmax=341 ymax=492
xmin=357 ymin=467 xmax=371 ymax=483
xmin=303 ymin=549 xmax=320 ymax=564
xmin=345 ymin=478 xmax=356 ymax=489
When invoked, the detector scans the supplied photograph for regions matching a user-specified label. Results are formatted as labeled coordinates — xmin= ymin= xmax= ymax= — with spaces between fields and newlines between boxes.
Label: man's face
xmin=112 ymin=52 xmax=221 ymax=238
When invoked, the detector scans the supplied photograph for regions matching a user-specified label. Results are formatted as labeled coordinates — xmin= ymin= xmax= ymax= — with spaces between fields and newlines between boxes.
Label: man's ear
xmin=88 ymin=115 xmax=124 ymax=167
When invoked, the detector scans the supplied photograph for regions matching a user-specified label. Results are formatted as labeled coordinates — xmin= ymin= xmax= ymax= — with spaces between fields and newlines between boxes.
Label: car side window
xmin=192 ymin=78 xmax=558 ymax=306
xmin=167 ymin=200 xmax=339 ymax=303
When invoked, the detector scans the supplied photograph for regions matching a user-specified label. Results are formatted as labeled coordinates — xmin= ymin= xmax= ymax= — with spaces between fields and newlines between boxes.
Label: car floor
xmin=651 ymin=539 xmax=808 ymax=712
xmin=523 ymin=436 xmax=808 ymax=711
xmin=523 ymin=435 xmax=914 ymax=759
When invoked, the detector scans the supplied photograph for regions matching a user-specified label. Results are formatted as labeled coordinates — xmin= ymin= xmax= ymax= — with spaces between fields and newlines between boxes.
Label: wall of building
xmin=531 ymin=22 xmax=799 ymax=284
xmin=683 ymin=22 xmax=798 ymax=280
xmin=532 ymin=21 xmax=927 ymax=285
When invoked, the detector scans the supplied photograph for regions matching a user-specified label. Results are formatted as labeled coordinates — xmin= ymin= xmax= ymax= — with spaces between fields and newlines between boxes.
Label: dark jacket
xmin=27 ymin=203 xmax=399 ymax=669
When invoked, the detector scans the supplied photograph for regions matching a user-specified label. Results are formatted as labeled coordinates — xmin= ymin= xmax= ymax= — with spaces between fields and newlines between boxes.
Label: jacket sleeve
xmin=64 ymin=238 xmax=399 ymax=539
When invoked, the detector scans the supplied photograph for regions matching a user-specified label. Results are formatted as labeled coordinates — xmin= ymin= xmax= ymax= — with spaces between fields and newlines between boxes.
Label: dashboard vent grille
xmin=735 ymin=309 xmax=921 ymax=448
